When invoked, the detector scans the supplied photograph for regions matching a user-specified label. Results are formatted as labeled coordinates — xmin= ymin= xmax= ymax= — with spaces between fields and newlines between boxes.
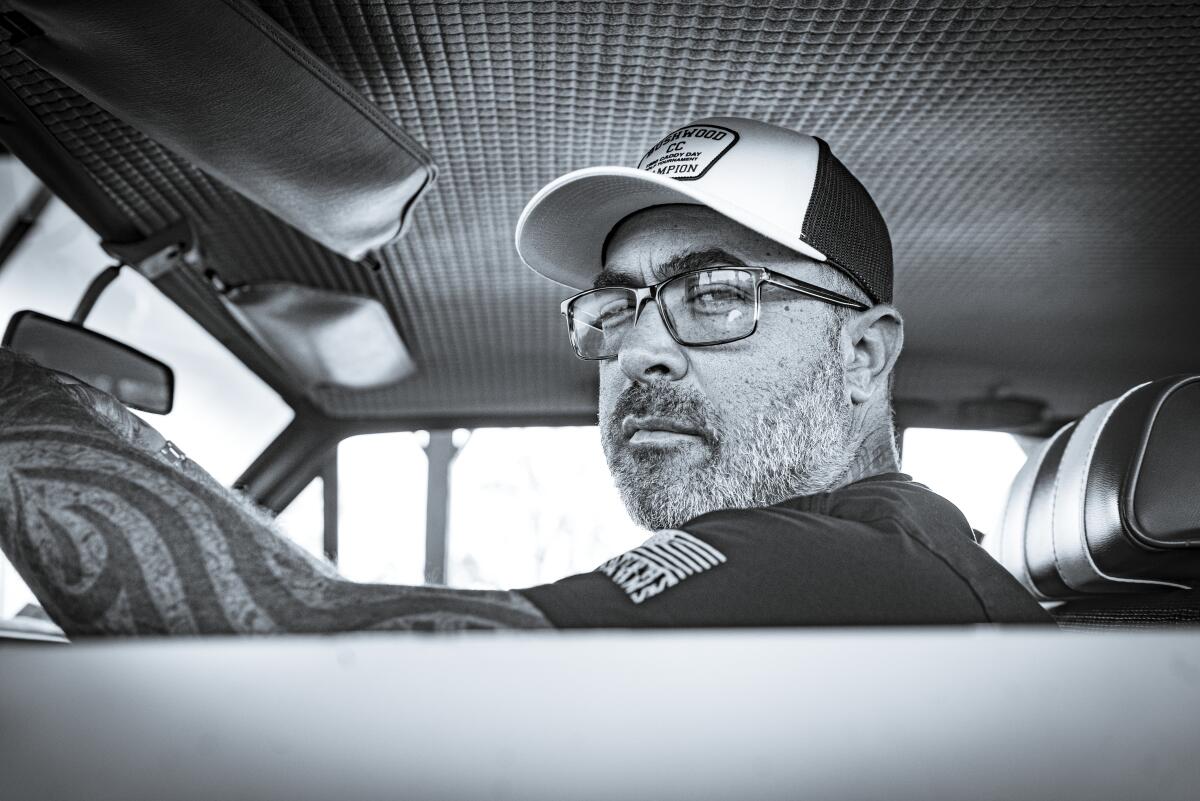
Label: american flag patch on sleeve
xmin=597 ymin=529 xmax=727 ymax=604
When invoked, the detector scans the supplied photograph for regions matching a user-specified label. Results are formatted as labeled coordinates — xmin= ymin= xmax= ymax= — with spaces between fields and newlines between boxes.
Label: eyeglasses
xmin=561 ymin=266 xmax=870 ymax=360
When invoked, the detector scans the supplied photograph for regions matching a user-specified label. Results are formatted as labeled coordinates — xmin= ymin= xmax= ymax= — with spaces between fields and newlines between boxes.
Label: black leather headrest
xmin=994 ymin=375 xmax=1200 ymax=600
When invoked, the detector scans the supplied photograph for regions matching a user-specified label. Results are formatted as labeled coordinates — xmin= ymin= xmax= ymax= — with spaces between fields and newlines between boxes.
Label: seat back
xmin=995 ymin=375 xmax=1200 ymax=626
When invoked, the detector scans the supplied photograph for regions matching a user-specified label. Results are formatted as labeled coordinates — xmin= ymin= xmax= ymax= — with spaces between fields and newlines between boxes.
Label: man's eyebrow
xmin=658 ymin=248 xmax=750 ymax=282
xmin=593 ymin=248 xmax=751 ymax=289
xmin=591 ymin=270 xmax=641 ymax=290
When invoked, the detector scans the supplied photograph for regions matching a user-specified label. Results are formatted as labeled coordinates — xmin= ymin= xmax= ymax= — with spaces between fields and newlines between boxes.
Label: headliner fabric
xmin=1 ymin=1 xmax=1198 ymax=423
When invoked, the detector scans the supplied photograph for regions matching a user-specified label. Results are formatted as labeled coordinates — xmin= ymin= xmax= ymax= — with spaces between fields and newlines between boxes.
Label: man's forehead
xmin=593 ymin=248 xmax=751 ymax=288
xmin=596 ymin=206 xmax=823 ymax=288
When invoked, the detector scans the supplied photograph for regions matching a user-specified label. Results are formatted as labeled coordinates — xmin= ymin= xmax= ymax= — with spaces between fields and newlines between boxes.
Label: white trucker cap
xmin=515 ymin=116 xmax=892 ymax=304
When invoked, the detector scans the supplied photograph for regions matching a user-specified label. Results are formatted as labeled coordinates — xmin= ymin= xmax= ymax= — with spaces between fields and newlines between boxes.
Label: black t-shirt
xmin=517 ymin=473 xmax=1051 ymax=627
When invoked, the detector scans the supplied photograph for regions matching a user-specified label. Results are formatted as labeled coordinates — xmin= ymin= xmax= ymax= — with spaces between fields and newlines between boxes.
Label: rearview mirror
xmin=2 ymin=311 xmax=174 ymax=414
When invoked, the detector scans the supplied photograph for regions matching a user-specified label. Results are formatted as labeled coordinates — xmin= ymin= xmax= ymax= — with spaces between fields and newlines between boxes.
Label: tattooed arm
xmin=0 ymin=348 xmax=551 ymax=635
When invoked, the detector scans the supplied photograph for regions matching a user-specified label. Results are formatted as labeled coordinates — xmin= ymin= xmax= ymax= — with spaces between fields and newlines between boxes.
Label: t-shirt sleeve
xmin=517 ymin=505 xmax=1002 ymax=628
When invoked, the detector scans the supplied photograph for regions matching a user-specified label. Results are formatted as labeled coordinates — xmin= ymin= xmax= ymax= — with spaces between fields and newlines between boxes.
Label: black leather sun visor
xmin=5 ymin=0 xmax=436 ymax=261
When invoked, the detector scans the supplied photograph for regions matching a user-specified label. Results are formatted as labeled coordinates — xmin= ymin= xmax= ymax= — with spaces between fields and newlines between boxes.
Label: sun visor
xmin=220 ymin=283 xmax=416 ymax=391
xmin=4 ymin=0 xmax=436 ymax=261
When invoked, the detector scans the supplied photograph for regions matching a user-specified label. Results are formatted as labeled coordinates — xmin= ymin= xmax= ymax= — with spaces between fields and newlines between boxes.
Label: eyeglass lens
xmin=569 ymin=268 xmax=757 ymax=358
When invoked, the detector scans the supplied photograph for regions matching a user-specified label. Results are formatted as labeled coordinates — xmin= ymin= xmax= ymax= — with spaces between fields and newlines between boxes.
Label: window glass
xmin=0 ymin=558 xmax=36 ymax=619
xmin=901 ymin=428 xmax=1030 ymax=538
xmin=446 ymin=427 xmax=646 ymax=590
xmin=0 ymin=161 xmax=292 ymax=617
xmin=0 ymin=161 xmax=293 ymax=485
xmin=85 ymin=268 xmax=294 ymax=485
xmin=276 ymin=477 xmax=326 ymax=562
xmin=336 ymin=433 xmax=427 ymax=585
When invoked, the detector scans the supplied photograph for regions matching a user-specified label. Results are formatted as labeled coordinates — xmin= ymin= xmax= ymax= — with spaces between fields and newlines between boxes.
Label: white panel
xmin=3 ymin=630 xmax=1199 ymax=800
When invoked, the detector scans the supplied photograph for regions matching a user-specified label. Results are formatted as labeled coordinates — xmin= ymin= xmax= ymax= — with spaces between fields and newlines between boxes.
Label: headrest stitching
xmin=1047 ymin=428 xmax=1071 ymax=589
xmin=1002 ymin=428 xmax=1064 ymax=599
xmin=1072 ymin=383 xmax=1189 ymax=592
xmin=1123 ymin=376 xmax=1200 ymax=555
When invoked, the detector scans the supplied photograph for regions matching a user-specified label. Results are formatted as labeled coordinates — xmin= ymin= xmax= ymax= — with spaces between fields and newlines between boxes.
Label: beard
xmin=601 ymin=325 xmax=855 ymax=531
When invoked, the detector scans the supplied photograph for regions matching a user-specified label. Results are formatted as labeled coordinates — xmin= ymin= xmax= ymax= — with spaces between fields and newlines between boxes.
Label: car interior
xmin=0 ymin=2 xmax=1197 ymax=798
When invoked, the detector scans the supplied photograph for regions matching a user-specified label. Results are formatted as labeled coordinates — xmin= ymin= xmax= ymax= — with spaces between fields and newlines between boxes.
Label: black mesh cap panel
xmin=802 ymin=138 xmax=893 ymax=304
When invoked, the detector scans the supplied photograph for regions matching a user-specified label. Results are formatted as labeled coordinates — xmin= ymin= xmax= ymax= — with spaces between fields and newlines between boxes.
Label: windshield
xmin=0 ymin=160 xmax=294 ymax=482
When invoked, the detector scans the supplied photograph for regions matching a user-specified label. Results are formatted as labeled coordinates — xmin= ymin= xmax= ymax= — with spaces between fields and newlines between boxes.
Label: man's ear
xmin=842 ymin=304 xmax=903 ymax=405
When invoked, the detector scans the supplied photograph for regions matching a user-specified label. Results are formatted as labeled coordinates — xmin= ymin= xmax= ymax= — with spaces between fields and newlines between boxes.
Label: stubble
xmin=601 ymin=322 xmax=855 ymax=530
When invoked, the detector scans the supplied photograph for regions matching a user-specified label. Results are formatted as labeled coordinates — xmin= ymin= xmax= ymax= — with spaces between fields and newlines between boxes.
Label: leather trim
xmin=1078 ymin=381 xmax=1191 ymax=589
xmin=1054 ymin=385 xmax=1189 ymax=593
xmin=1123 ymin=376 xmax=1200 ymax=549
xmin=1010 ymin=376 xmax=1200 ymax=598
xmin=1080 ymin=377 xmax=1196 ymax=587
xmin=997 ymin=424 xmax=1067 ymax=598
xmin=8 ymin=0 xmax=436 ymax=261
xmin=1024 ymin=422 xmax=1078 ymax=599
xmin=219 ymin=282 xmax=417 ymax=390
xmin=1050 ymin=397 xmax=1117 ymax=593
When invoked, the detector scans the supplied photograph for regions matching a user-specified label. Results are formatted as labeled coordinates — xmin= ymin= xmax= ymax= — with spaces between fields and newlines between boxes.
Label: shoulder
xmin=677 ymin=475 xmax=965 ymax=576
xmin=808 ymin=472 xmax=959 ymax=520
xmin=519 ymin=475 xmax=1051 ymax=627
xmin=687 ymin=472 xmax=959 ymax=543
xmin=680 ymin=475 xmax=1049 ymax=623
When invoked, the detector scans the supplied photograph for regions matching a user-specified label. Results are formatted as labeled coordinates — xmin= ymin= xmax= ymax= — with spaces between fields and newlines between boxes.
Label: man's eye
xmin=688 ymin=285 xmax=749 ymax=306
xmin=595 ymin=302 xmax=633 ymax=326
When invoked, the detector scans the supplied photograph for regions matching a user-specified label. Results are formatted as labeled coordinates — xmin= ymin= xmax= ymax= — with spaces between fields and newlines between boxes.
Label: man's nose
xmin=617 ymin=300 xmax=689 ymax=383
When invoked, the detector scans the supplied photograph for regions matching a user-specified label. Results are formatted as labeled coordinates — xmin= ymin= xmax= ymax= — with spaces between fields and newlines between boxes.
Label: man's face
xmin=597 ymin=205 xmax=858 ymax=530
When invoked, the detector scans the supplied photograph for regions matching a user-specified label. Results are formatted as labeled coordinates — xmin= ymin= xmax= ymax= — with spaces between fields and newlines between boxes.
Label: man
xmin=0 ymin=116 xmax=1049 ymax=635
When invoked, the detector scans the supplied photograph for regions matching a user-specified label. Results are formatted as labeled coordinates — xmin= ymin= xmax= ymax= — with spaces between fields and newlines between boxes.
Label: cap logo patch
xmin=597 ymin=529 xmax=727 ymax=604
xmin=637 ymin=124 xmax=739 ymax=181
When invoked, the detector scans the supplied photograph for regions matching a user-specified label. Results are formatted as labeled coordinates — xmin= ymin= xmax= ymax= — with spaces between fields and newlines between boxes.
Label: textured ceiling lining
xmin=3 ymin=1 xmax=1199 ymax=423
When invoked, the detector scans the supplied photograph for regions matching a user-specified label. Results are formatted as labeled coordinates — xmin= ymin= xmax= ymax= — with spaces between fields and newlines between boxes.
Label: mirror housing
xmin=2 ymin=311 xmax=174 ymax=414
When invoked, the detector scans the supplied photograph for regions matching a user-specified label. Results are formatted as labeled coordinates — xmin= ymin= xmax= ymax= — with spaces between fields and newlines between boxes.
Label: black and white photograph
xmin=0 ymin=2 xmax=1198 ymax=799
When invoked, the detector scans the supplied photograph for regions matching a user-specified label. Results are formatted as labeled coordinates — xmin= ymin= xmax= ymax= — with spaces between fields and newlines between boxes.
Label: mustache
xmin=608 ymin=383 xmax=719 ymax=445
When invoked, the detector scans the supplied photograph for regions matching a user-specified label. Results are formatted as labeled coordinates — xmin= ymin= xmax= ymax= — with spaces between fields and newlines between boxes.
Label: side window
xmin=276 ymin=477 xmax=327 ymax=561
xmin=335 ymin=433 xmax=427 ymax=586
xmin=901 ymin=428 xmax=1030 ymax=538
xmin=0 ymin=560 xmax=36 ymax=619
xmin=274 ymin=435 xmax=427 ymax=585
xmin=446 ymin=427 xmax=645 ymax=589
xmin=275 ymin=427 xmax=645 ymax=592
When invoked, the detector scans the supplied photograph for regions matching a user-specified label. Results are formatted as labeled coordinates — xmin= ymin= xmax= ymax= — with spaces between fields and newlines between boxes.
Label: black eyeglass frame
xmin=560 ymin=266 xmax=871 ymax=361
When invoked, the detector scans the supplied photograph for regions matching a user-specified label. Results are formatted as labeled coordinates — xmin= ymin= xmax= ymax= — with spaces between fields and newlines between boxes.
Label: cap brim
xmin=515 ymin=166 xmax=827 ymax=289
